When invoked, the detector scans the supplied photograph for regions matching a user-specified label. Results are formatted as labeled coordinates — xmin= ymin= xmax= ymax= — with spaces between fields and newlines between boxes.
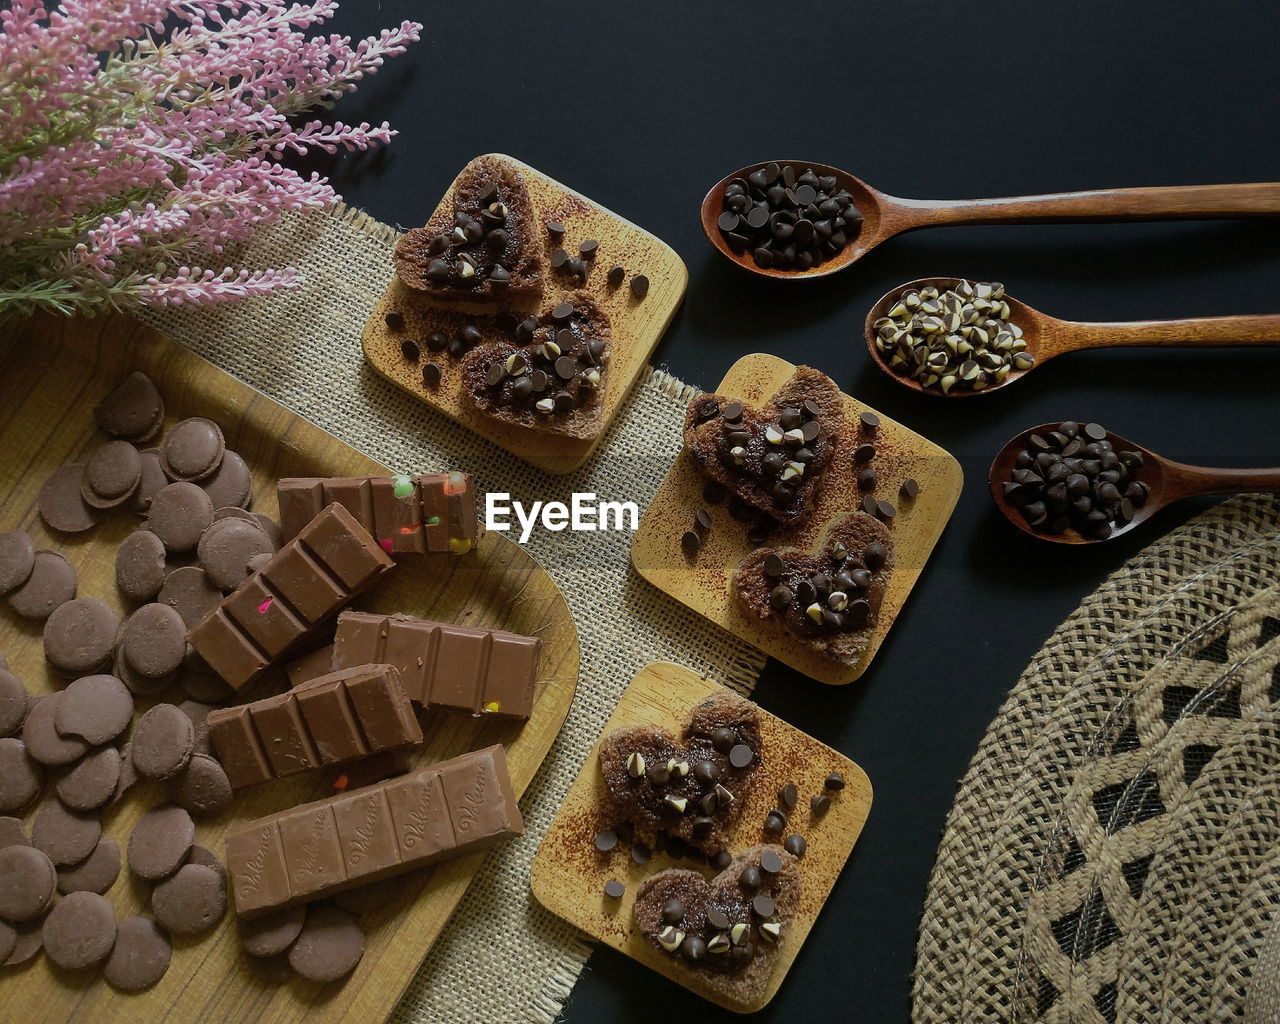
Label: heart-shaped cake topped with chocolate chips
xmin=460 ymin=291 xmax=611 ymax=439
xmin=633 ymin=844 xmax=801 ymax=1004
xmin=683 ymin=366 xmax=843 ymax=526
xmin=394 ymin=155 xmax=543 ymax=304
xmin=598 ymin=691 xmax=761 ymax=856
xmin=735 ymin=511 xmax=894 ymax=664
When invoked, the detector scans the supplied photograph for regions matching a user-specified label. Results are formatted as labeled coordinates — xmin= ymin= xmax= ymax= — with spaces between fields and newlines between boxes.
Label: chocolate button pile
xmin=718 ymin=163 xmax=862 ymax=270
xmin=1002 ymin=421 xmax=1149 ymax=539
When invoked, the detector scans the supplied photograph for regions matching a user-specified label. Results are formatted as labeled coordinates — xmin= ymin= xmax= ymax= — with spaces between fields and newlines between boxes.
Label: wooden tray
xmin=631 ymin=354 xmax=963 ymax=685
xmin=0 ymin=313 xmax=580 ymax=1024
xmin=529 ymin=662 xmax=871 ymax=1013
xmin=362 ymin=153 xmax=687 ymax=474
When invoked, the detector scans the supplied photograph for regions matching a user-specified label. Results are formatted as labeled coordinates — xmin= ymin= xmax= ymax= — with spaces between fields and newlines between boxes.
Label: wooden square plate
xmin=530 ymin=661 xmax=872 ymax=1013
xmin=0 ymin=313 xmax=580 ymax=1024
xmin=631 ymin=353 xmax=963 ymax=685
xmin=362 ymin=153 xmax=687 ymax=474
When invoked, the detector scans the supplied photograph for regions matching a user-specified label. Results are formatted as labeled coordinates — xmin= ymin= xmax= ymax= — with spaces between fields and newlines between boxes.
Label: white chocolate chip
xmin=664 ymin=795 xmax=688 ymax=813
xmin=806 ymin=602 xmax=824 ymax=624
xmin=729 ymin=445 xmax=746 ymax=465
xmin=657 ymin=927 xmax=684 ymax=952
xmin=730 ymin=923 xmax=750 ymax=946
xmin=627 ymin=752 xmax=645 ymax=778
xmin=535 ymin=397 xmax=555 ymax=414
xmin=783 ymin=428 xmax=805 ymax=444
xmin=765 ymin=424 xmax=784 ymax=444
xmin=760 ymin=921 xmax=782 ymax=942
xmin=708 ymin=933 xmax=731 ymax=954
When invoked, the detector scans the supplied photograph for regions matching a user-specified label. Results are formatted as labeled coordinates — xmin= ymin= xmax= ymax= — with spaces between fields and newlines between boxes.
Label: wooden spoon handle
xmin=893 ymin=183 xmax=1280 ymax=229
xmin=1061 ymin=314 xmax=1280 ymax=351
xmin=1162 ymin=461 xmax=1280 ymax=500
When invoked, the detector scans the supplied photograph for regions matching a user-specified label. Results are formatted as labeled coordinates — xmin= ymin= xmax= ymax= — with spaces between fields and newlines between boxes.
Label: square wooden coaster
xmin=631 ymin=354 xmax=963 ymax=684
xmin=362 ymin=153 xmax=687 ymax=474
xmin=530 ymin=661 xmax=872 ymax=1014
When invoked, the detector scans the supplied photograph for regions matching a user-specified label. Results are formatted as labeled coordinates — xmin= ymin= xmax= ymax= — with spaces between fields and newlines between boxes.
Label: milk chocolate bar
xmin=332 ymin=610 xmax=539 ymax=720
xmin=207 ymin=664 xmax=422 ymax=789
xmin=277 ymin=473 xmax=477 ymax=555
xmin=188 ymin=503 xmax=394 ymax=690
xmin=226 ymin=743 xmax=523 ymax=916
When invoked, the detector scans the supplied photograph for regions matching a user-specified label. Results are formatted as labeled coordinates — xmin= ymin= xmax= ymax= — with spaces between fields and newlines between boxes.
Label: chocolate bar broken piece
xmin=331 ymin=610 xmax=539 ymax=721
xmin=226 ymin=744 xmax=522 ymax=916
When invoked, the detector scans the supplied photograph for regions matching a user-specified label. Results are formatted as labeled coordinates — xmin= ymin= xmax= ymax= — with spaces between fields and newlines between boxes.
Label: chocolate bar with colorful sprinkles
xmin=187 ymin=502 xmax=394 ymax=690
xmin=331 ymin=610 xmax=540 ymax=721
xmin=225 ymin=743 xmax=523 ymax=916
xmin=277 ymin=472 xmax=477 ymax=555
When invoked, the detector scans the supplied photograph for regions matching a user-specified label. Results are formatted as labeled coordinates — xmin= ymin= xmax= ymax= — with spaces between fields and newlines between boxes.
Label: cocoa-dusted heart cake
xmin=394 ymin=155 xmax=543 ymax=303
xmin=598 ymin=691 xmax=761 ymax=856
xmin=683 ymin=366 xmax=842 ymax=526
xmin=735 ymin=511 xmax=894 ymax=664
xmin=633 ymin=844 xmax=801 ymax=1002
xmin=460 ymin=292 xmax=611 ymax=440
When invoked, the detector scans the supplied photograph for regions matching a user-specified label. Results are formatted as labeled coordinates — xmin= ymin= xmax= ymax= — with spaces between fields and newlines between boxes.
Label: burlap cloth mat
xmin=913 ymin=492 xmax=1280 ymax=1024
xmin=138 ymin=206 xmax=766 ymax=1023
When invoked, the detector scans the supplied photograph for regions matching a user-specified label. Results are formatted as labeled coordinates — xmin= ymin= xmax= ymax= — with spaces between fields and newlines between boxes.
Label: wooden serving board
xmin=0 ymin=313 xmax=580 ymax=1024
xmin=362 ymin=153 xmax=687 ymax=474
xmin=631 ymin=354 xmax=963 ymax=685
xmin=530 ymin=662 xmax=871 ymax=1013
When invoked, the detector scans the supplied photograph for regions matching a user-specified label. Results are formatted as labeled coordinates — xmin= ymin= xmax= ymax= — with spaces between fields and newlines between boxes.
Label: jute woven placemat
xmin=913 ymin=493 xmax=1280 ymax=1023
xmin=139 ymin=205 xmax=766 ymax=1024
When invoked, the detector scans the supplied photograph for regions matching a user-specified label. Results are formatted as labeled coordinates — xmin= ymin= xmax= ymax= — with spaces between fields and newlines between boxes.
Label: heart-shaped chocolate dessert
xmin=599 ymin=691 xmax=761 ymax=856
xmin=460 ymin=292 xmax=611 ymax=439
xmin=633 ymin=844 xmax=801 ymax=1004
xmin=394 ymin=155 xmax=543 ymax=304
xmin=683 ymin=366 xmax=843 ymax=526
xmin=735 ymin=511 xmax=893 ymax=664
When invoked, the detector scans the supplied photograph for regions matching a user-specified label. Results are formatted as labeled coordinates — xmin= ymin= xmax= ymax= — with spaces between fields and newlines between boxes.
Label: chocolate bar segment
xmin=277 ymin=473 xmax=477 ymax=555
xmin=331 ymin=610 xmax=540 ymax=721
xmin=188 ymin=502 xmax=393 ymax=690
xmin=226 ymin=744 xmax=522 ymax=916
xmin=207 ymin=664 xmax=422 ymax=788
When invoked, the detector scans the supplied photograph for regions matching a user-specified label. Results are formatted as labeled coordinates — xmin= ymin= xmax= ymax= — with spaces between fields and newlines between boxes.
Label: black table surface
xmin=300 ymin=2 xmax=1280 ymax=1019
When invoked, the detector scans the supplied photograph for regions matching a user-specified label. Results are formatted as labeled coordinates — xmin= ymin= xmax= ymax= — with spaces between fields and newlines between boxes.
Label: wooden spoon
xmin=864 ymin=276 xmax=1280 ymax=397
xmin=700 ymin=162 xmax=1280 ymax=279
xmin=989 ymin=422 xmax=1280 ymax=544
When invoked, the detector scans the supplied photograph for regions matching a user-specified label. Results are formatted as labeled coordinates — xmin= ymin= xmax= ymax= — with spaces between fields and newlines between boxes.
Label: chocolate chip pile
xmin=478 ymin=303 xmax=608 ymax=417
xmin=1001 ymin=421 xmax=1149 ymax=539
xmin=717 ymin=163 xmax=862 ymax=271
xmin=417 ymin=180 xmax=518 ymax=291
xmin=763 ymin=538 xmax=888 ymax=635
xmin=695 ymin=397 xmax=826 ymax=510
xmin=872 ymin=280 xmax=1033 ymax=394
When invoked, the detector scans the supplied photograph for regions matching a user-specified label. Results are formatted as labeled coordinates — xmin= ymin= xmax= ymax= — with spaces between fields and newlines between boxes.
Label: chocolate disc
xmin=81 ymin=440 xmax=143 ymax=508
xmin=0 ymin=738 xmax=41 ymax=812
xmin=94 ymin=371 xmax=164 ymax=441
xmin=179 ymin=667 xmax=236 ymax=704
xmin=169 ymin=753 xmax=231 ymax=818
xmin=151 ymin=863 xmax=226 ymax=936
xmin=0 ymin=529 xmax=35 ymax=594
xmin=0 ymin=845 xmax=57 ymax=921
xmin=144 ymin=482 xmax=214 ymax=553
xmin=288 ymin=904 xmax=365 ymax=982
xmin=121 ymin=603 xmax=187 ymax=679
xmin=116 ymin=530 xmax=168 ymax=602
xmin=4 ymin=920 xmax=43 ymax=965
xmin=185 ymin=844 xmax=227 ymax=886
xmin=113 ymin=645 xmax=172 ymax=697
xmin=160 ymin=417 xmax=225 ymax=482
xmin=55 ymin=673 xmax=133 ymax=745
xmin=0 ymin=919 xmax=15 ymax=962
xmin=56 ymin=835 xmax=120 ymax=895
xmin=0 ymin=816 xmax=30 ymax=850
xmin=38 ymin=464 xmax=99 ymax=534
xmin=104 ymin=915 xmax=171 ymax=991
xmin=42 ymin=597 xmax=118 ymax=675
xmin=213 ymin=506 xmax=256 ymax=524
xmin=128 ymin=805 xmax=194 ymax=879
xmin=22 ymin=692 xmax=89 ymax=766
xmin=238 ymin=904 xmax=306 ymax=958
xmin=156 ymin=565 xmax=222 ymax=628
xmin=55 ymin=745 xmax=121 ymax=811
xmin=0 ymin=669 xmax=29 ymax=737
xmin=7 ymin=549 xmax=76 ymax=620
xmin=197 ymin=516 xmax=273 ymax=592
xmin=31 ymin=798 xmax=101 ymax=866
xmin=131 ymin=703 xmax=195 ymax=780
xmin=130 ymin=448 xmax=170 ymax=515
xmin=253 ymin=514 xmax=282 ymax=550
xmin=42 ymin=890 xmax=117 ymax=970
xmin=177 ymin=700 xmax=214 ymax=755
xmin=199 ymin=450 xmax=252 ymax=510
xmin=115 ymin=741 xmax=138 ymax=800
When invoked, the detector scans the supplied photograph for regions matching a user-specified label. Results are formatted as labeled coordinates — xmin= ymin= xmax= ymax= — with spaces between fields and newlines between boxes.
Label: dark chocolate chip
xmin=763 ymin=810 xmax=786 ymax=835
xmin=426 ymin=331 xmax=448 ymax=351
xmin=607 ymin=265 xmax=625 ymax=287
xmin=547 ymin=221 xmax=566 ymax=238
xmin=706 ymin=907 xmax=730 ymax=930
xmin=763 ymin=553 xmax=785 ymax=578
xmin=860 ymin=411 xmax=880 ymax=432
xmin=740 ymin=866 xmax=762 ymax=891
xmin=604 ymin=880 xmax=625 ymax=899
xmin=729 ymin=744 xmax=754 ymax=769
xmin=399 ymin=339 xmax=419 ymax=361
xmin=709 ymin=850 xmax=732 ymax=870
xmin=824 ymin=771 xmax=845 ymax=791
xmin=680 ymin=530 xmax=701 ymax=555
xmin=876 ymin=500 xmax=897 ymax=521
xmin=422 ymin=363 xmax=441 ymax=388
xmin=811 ymin=793 xmax=831 ymax=815
xmin=630 ymin=842 xmax=650 ymax=865
xmin=579 ymin=239 xmax=599 ymax=258
xmin=694 ymin=509 xmax=712 ymax=533
xmin=784 ymin=834 xmax=807 ymax=857
xmin=384 ymin=311 xmax=404 ymax=331
xmin=778 ymin=783 xmax=798 ymax=809
xmin=595 ymin=829 xmax=618 ymax=853
xmin=854 ymin=443 xmax=876 ymax=463
xmin=752 ymin=894 xmax=776 ymax=918
xmin=630 ymin=275 xmax=649 ymax=299
xmin=711 ymin=728 xmax=736 ymax=753
xmin=760 ymin=850 xmax=784 ymax=874
xmin=551 ymin=302 xmax=574 ymax=322
xmin=857 ymin=468 xmax=877 ymax=491
xmin=900 ymin=478 xmax=920 ymax=500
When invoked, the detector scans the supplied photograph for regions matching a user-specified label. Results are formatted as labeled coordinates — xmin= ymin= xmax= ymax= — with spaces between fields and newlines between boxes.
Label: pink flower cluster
xmin=0 ymin=1 xmax=420 ymax=314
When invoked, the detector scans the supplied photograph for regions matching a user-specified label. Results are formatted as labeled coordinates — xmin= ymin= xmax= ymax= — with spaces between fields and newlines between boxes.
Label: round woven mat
xmin=913 ymin=494 xmax=1280 ymax=1024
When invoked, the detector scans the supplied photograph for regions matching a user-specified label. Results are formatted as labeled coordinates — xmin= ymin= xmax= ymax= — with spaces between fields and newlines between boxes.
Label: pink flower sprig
xmin=0 ymin=1 xmax=421 ymax=316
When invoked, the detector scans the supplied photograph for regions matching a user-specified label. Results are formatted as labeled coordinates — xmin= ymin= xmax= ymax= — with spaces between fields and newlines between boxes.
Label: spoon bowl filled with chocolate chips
xmin=865 ymin=277 xmax=1280 ymax=397
xmin=989 ymin=420 xmax=1280 ymax=544
xmin=704 ymin=166 xmax=1280 ymax=279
